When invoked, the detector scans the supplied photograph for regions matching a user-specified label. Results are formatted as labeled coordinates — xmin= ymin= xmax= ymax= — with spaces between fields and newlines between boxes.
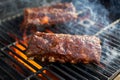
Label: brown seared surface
xmin=26 ymin=32 xmax=101 ymax=64
xmin=22 ymin=2 xmax=77 ymax=30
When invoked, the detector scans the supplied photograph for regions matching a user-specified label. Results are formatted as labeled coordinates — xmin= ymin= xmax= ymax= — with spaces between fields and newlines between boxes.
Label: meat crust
xmin=26 ymin=32 xmax=101 ymax=64
xmin=22 ymin=2 xmax=77 ymax=30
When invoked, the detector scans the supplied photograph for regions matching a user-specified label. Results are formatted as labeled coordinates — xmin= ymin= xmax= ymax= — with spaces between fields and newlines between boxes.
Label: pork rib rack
xmin=22 ymin=2 xmax=77 ymax=30
xmin=26 ymin=32 xmax=101 ymax=64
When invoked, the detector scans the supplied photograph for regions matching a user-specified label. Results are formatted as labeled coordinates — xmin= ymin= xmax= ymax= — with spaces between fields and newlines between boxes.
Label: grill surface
xmin=0 ymin=13 xmax=120 ymax=80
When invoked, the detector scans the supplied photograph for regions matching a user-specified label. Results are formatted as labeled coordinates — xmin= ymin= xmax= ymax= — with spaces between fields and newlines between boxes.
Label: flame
xmin=9 ymin=42 xmax=42 ymax=73
xmin=8 ymin=30 xmax=58 ymax=79
xmin=9 ymin=32 xmax=42 ymax=73
xmin=45 ymin=29 xmax=54 ymax=33
xmin=41 ymin=16 xmax=49 ymax=24
xmin=10 ymin=39 xmax=58 ymax=79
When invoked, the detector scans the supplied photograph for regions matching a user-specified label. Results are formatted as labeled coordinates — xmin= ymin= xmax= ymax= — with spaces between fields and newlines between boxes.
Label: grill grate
xmin=0 ymin=14 xmax=120 ymax=80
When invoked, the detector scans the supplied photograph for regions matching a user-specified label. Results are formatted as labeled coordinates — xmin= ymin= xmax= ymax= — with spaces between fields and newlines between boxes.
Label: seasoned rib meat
xmin=26 ymin=32 xmax=101 ymax=64
xmin=22 ymin=2 xmax=77 ymax=30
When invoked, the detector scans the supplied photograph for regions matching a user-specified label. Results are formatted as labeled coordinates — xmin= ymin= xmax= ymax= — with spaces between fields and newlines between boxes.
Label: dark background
xmin=0 ymin=0 xmax=120 ymax=21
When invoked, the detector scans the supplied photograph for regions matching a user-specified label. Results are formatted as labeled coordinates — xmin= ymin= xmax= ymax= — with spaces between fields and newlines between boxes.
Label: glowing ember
xmin=45 ymin=29 xmax=54 ymax=33
xmin=8 ymin=28 xmax=58 ymax=79
xmin=10 ymin=42 xmax=42 ymax=73
xmin=41 ymin=16 xmax=49 ymax=24
xmin=9 ymin=32 xmax=42 ymax=73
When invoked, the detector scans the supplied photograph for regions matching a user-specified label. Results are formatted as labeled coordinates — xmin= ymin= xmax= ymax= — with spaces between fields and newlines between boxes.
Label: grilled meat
xmin=26 ymin=32 xmax=101 ymax=64
xmin=22 ymin=2 xmax=77 ymax=30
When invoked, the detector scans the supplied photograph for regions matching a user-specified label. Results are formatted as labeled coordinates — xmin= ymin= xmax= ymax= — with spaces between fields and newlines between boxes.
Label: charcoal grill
xmin=0 ymin=0 xmax=120 ymax=80
xmin=0 ymin=12 xmax=120 ymax=80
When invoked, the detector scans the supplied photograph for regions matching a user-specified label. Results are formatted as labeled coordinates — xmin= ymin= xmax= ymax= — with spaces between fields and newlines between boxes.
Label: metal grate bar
xmin=7 ymin=19 xmax=21 ymax=27
xmin=0 ymin=58 xmax=25 ymax=78
xmin=100 ymin=33 xmax=120 ymax=45
xmin=45 ymin=68 xmax=66 ymax=80
xmin=102 ymin=42 xmax=120 ymax=54
xmin=102 ymin=46 xmax=120 ymax=61
xmin=12 ymin=44 xmax=27 ymax=54
xmin=70 ymin=64 xmax=100 ymax=80
xmin=0 ymin=13 xmax=120 ymax=80
xmin=88 ymin=28 xmax=101 ymax=35
xmin=113 ymin=59 xmax=120 ymax=65
xmin=77 ymin=64 xmax=108 ymax=80
xmin=100 ymin=61 xmax=117 ymax=73
xmin=95 ymin=19 xmax=120 ymax=36
xmin=2 ymin=22 xmax=20 ymax=34
xmin=0 ymin=50 xmax=32 ymax=75
xmin=109 ymin=59 xmax=120 ymax=67
xmin=0 ymin=31 xmax=44 ymax=79
xmin=103 ymin=31 xmax=120 ymax=41
xmin=24 ymin=73 xmax=36 ymax=80
xmin=24 ymin=68 xmax=47 ymax=80
xmin=0 ymin=58 xmax=25 ymax=80
xmin=93 ymin=63 xmax=112 ymax=77
xmin=102 ymin=39 xmax=120 ymax=50
xmin=5 ymin=47 xmax=39 ymax=71
xmin=59 ymin=64 xmax=89 ymax=80
xmin=100 ymin=34 xmax=120 ymax=49
xmin=0 ymin=24 xmax=22 ymax=40
xmin=27 ymin=77 xmax=41 ymax=80
xmin=35 ymin=67 xmax=56 ymax=80
xmin=0 ymin=34 xmax=12 ymax=45
xmin=0 ymin=23 xmax=17 ymax=34
xmin=7 ymin=48 xmax=39 ymax=70
xmin=0 ymin=65 xmax=16 ymax=80
xmin=50 ymin=64 xmax=77 ymax=80
xmin=0 ymin=31 xmax=16 ymax=44
xmin=41 ymin=73 xmax=52 ymax=80
xmin=101 ymin=55 xmax=118 ymax=72
xmin=109 ymin=62 xmax=120 ymax=69
xmin=102 ymin=48 xmax=120 ymax=66
xmin=19 ymin=42 xmax=27 ymax=48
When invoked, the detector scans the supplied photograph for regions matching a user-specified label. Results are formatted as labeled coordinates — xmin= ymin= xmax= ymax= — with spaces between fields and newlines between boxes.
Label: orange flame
xmin=45 ymin=29 xmax=54 ymax=33
xmin=9 ymin=32 xmax=42 ymax=73
xmin=9 ymin=30 xmax=57 ymax=79
xmin=9 ymin=42 xmax=42 ymax=73
xmin=41 ymin=16 xmax=49 ymax=24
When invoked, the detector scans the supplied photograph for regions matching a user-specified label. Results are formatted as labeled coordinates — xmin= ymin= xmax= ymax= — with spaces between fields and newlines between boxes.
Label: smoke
xmin=1 ymin=0 xmax=110 ymax=35
xmin=73 ymin=0 xmax=109 ymax=25
xmin=1 ymin=0 xmax=119 ymax=67
xmin=102 ymin=47 xmax=119 ymax=64
xmin=0 ymin=0 xmax=62 ymax=19
xmin=1 ymin=0 xmax=109 ymax=27
xmin=109 ymin=0 xmax=120 ymax=20
xmin=48 ymin=0 xmax=110 ymax=35
xmin=76 ymin=0 xmax=110 ymax=35
xmin=99 ymin=21 xmax=120 ymax=65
